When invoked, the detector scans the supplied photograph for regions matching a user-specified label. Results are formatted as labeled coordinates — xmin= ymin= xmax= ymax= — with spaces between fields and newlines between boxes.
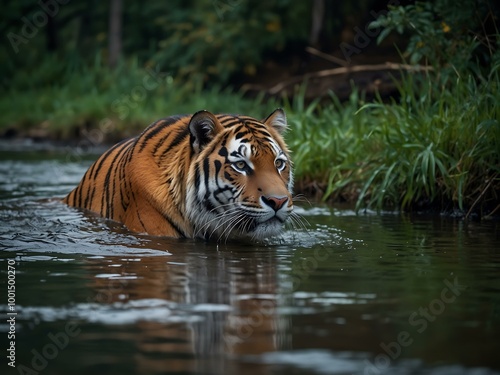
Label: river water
xmin=1 ymin=141 xmax=499 ymax=375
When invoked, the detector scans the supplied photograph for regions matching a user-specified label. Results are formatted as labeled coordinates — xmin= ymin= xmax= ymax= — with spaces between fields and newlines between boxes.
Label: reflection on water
xmin=1 ymin=146 xmax=500 ymax=375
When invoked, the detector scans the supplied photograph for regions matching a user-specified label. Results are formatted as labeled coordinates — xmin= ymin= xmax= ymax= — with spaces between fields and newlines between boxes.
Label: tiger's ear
xmin=263 ymin=108 xmax=287 ymax=134
xmin=189 ymin=110 xmax=223 ymax=153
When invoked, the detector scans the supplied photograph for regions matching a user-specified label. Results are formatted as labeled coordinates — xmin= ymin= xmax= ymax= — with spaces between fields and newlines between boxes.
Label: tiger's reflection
xmin=83 ymin=247 xmax=291 ymax=373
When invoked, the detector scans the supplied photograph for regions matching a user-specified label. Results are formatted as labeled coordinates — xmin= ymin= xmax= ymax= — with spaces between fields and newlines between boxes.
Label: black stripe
xmin=138 ymin=115 xmax=184 ymax=153
xmin=219 ymin=115 xmax=239 ymax=124
xmin=199 ymin=132 xmax=229 ymax=160
xmin=218 ymin=146 xmax=228 ymax=158
xmin=202 ymin=197 xmax=216 ymax=212
xmin=241 ymin=118 xmax=263 ymax=124
xmin=160 ymin=211 xmax=187 ymax=238
xmin=109 ymin=158 xmax=120 ymax=218
xmin=235 ymin=131 xmax=248 ymax=140
xmin=127 ymin=190 xmax=145 ymax=231
xmin=85 ymin=185 xmax=95 ymax=209
xmin=214 ymin=160 xmax=222 ymax=174
xmin=92 ymin=138 xmax=131 ymax=180
xmin=221 ymin=119 xmax=243 ymax=128
xmin=110 ymin=141 xmax=131 ymax=217
xmin=135 ymin=208 xmax=147 ymax=231
xmin=118 ymin=152 xmax=129 ymax=213
xmin=77 ymin=181 xmax=84 ymax=208
xmin=107 ymin=140 xmax=134 ymax=216
xmin=86 ymin=159 xmax=98 ymax=182
xmin=137 ymin=119 xmax=164 ymax=152
xmin=120 ymin=189 xmax=127 ymax=212
xmin=159 ymin=127 xmax=190 ymax=159
xmin=203 ymin=158 xmax=210 ymax=192
xmin=152 ymin=123 xmax=185 ymax=157
xmin=224 ymin=171 xmax=234 ymax=182
xmin=126 ymin=138 xmax=137 ymax=163
xmin=102 ymin=149 xmax=123 ymax=217
xmin=71 ymin=187 xmax=77 ymax=206
xmin=194 ymin=164 xmax=201 ymax=190
xmin=152 ymin=132 xmax=172 ymax=157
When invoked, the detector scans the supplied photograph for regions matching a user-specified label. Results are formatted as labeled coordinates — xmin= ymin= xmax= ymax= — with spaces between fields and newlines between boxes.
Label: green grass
xmin=1 ymin=57 xmax=499 ymax=217
xmin=285 ymin=65 xmax=500 ymax=217
xmin=0 ymin=55 xmax=274 ymax=139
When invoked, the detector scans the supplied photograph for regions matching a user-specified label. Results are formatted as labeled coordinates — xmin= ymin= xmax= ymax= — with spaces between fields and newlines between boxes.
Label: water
xmin=1 ymin=141 xmax=500 ymax=375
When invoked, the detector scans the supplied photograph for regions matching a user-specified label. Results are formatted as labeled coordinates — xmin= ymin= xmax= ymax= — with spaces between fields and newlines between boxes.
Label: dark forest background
xmin=2 ymin=1 xmax=423 ymax=90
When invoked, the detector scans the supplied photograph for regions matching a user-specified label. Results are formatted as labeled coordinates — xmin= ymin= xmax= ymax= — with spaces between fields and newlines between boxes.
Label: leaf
xmin=376 ymin=27 xmax=393 ymax=45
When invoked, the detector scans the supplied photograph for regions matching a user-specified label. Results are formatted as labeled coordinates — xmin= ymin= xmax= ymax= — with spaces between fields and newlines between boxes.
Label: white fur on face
xmin=187 ymin=133 xmax=292 ymax=241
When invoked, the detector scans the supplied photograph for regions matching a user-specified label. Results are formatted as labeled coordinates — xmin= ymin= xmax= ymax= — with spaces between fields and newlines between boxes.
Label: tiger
xmin=63 ymin=109 xmax=294 ymax=241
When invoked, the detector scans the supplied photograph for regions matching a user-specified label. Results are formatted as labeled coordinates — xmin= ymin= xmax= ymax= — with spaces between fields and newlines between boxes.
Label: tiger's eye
xmin=275 ymin=159 xmax=285 ymax=170
xmin=234 ymin=161 xmax=247 ymax=170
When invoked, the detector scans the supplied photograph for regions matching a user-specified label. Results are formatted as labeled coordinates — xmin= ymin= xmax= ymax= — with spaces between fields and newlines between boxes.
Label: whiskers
xmin=288 ymin=194 xmax=310 ymax=232
xmin=287 ymin=210 xmax=309 ymax=232
xmin=193 ymin=202 xmax=251 ymax=243
xmin=292 ymin=193 xmax=311 ymax=205
xmin=192 ymin=194 xmax=311 ymax=243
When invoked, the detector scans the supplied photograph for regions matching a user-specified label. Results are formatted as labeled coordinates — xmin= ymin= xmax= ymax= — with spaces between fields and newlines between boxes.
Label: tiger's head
xmin=186 ymin=109 xmax=294 ymax=241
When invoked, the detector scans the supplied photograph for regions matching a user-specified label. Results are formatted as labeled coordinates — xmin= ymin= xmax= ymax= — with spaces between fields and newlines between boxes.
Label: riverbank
xmin=1 ymin=63 xmax=499 ymax=219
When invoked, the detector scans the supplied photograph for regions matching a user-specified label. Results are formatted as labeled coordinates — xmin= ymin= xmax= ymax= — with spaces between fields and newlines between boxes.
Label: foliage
xmin=285 ymin=87 xmax=371 ymax=202
xmin=370 ymin=0 xmax=499 ymax=73
xmin=328 ymin=0 xmax=500 ymax=215
xmin=356 ymin=67 xmax=499 ymax=214
xmin=285 ymin=64 xmax=500 ymax=216
xmin=149 ymin=0 xmax=310 ymax=88
xmin=1 ymin=54 xmax=499 ymax=216
xmin=0 ymin=0 xmax=312 ymax=90
xmin=0 ymin=57 xmax=274 ymax=138
xmin=1 ymin=0 xmax=404 ymax=90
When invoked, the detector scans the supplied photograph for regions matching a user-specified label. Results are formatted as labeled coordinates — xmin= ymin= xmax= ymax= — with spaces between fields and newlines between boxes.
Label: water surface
xmin=1 ymin=142 xmax=499 ymax=375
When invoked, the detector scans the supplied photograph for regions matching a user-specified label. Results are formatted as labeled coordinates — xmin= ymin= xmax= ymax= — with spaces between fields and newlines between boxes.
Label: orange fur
xmin=63 ymin=110 xmax=293 ymax=241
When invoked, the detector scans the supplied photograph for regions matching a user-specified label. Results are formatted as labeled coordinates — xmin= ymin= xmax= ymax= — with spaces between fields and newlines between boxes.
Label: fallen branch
xmin=264 ymin=62 xmax=433 ymax=95
xmin=305 ymin=46 xmax=349 ymax=67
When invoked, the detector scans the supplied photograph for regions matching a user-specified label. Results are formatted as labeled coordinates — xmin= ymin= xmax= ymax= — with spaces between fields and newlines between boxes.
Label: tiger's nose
xmin=261 ymin=195 xmax=289 ymax=211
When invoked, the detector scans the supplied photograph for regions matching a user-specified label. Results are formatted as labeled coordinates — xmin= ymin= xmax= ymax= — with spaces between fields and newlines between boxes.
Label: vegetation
xmin=0 ymin=55 xmax=274 ymax=139
xmin=1 ymin=0 xmax=499 ymax=217
xmin=288 ymin=0 xmax=499 ymax=217
xmin=288 ymin=67 xmax=500 ymax=217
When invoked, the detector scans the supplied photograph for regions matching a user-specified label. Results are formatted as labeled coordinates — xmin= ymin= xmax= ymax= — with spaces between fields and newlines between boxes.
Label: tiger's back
xmin=64 ymin=110 xmax=294 ymax=241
